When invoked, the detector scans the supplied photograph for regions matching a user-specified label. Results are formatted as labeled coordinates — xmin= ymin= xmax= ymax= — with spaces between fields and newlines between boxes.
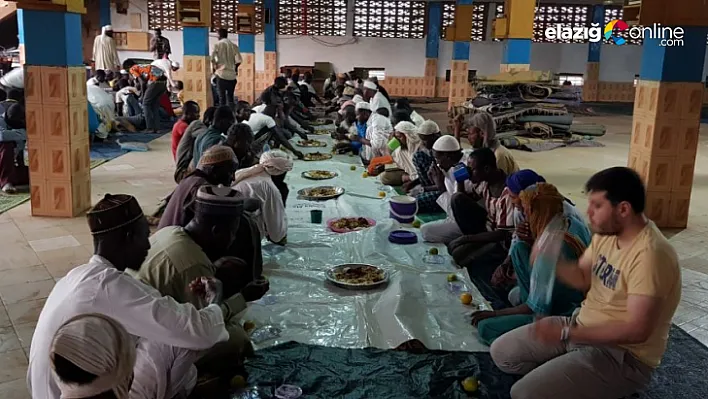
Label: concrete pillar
xmin=182 ymin=24 xmax=213 ymax=112
xmin=582 ymin=5 xmax=603 ymax=102
xmin=263 ymin=0 xmax=278 ymax=86
xmin=447 ymin=0 xmax=472 ymax=108
xmin=424 ymin=2 xmax=441 ymax=98
xmin=628 ymin=27 xmax=708 ymax=228
xmin=236 ymin=0 xmax=256 ymax=103
xmin=99 ymin=0 xmax=110 ymax=27
xmin=18 ymin=5 xmax=91 ymax=217
xmin=500 ymin=39 xmax=531 ymax=73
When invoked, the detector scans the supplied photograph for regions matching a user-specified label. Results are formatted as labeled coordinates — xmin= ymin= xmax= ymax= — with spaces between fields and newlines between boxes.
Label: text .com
xmin=544 ymin=22 xmax=685 ymax=47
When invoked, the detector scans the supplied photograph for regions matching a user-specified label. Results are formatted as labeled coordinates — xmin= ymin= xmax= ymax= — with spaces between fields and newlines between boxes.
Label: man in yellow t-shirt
xmin=490 ymin=167 xmax=681 ymax=399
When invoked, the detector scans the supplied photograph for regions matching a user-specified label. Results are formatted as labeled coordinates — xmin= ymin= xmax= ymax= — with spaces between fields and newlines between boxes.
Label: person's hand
xmin=374 ymin=164 xmax=385 ymax=175
xmin=189 ymin=277 xmax=223 ymax=305
xmin=402 ymin=180 xmax=415 ymax=193
xmin=516 ymin=222 xmax=533 ymax=243
xmin=241 ymin=280 xmax=270 ymax=302
xmin=470 ymin=310 xmax=497 ymax=327
xmin=429 ymin=164 xmax=446 ymax=190
xmin=532 ymin=317 xmax=564 ymax=344
xmin=401 ymin=174 xmax=410 ymax=183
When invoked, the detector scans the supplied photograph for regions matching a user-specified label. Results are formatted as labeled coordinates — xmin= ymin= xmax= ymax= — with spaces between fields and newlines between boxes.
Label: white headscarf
xmin=391 ymin=121 xmax=422 ymax=179
xmin=233 ymin=149 xmax=294 ymax=183
xmin=394 ymin=121 xmax=421 ymax=152
xmin=50 ymin=314 xmax=136 ymax=399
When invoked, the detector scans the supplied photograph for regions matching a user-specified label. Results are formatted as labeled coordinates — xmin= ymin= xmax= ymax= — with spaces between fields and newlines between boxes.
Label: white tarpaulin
xmin=241 ymin=131 xmax=491 ymax=353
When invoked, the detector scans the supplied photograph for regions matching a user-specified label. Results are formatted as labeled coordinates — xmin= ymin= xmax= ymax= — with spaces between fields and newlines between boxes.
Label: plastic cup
xmin=387 ymin=138 xmax=401 ymax=152
xmin=310 ymin=209 xmax=323 ymax=223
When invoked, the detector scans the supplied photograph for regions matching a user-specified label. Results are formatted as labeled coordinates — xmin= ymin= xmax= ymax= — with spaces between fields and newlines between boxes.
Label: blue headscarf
xmin=506 ymin=169 xmax=546 ymax=195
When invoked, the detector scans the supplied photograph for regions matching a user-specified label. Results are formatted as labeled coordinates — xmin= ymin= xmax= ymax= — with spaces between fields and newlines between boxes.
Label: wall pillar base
xmin=448 ymin=60 xmax=469 ymax=109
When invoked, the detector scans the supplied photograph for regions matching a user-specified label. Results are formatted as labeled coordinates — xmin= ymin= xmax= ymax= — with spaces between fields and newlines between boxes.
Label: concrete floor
xmin=2 ymin=105 xmax=708 ymax=397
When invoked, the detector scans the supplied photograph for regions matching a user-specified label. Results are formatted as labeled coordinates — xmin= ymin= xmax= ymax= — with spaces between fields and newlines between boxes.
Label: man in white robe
xmin=363 ymin=79 xmax=392 ymax=117
xmin=92 ymin=25 xmax=121 ymax=71
xmin=151 ymin=58 xmax=181 ymax=92
xmin=28 ymin=194 xmax=241 ymax=399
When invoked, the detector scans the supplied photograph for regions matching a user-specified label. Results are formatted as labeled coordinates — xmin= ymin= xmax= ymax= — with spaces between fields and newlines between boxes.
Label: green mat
xmin=0 ymin=159 xmax=109 ymax=215
xmin=392 ymin=186 xmax=448 ymax=223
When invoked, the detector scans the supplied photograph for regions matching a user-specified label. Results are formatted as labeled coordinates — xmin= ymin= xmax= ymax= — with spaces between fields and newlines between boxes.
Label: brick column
xmin=500 ymin=39 xmax=531 ymax=73
xmin=628 ymin=27 xmax=708 ymax=228
xmin=19 ymin=4 xmax=91 ymax=217
xmin=582 ymin=5 xmax=603 ymax=102
xmin=235 ymin=0 xmax=256 ymax=103
xmin=182 ymin=24 xmax=213 ymax=111
xmin=424 ymin=2 xmax=441 ymax=98
xmin=262 ymin=0 xmax=278 ymax=86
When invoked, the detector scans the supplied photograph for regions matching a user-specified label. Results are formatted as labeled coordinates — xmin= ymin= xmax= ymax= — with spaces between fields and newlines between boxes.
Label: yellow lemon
xmin=429 ymin=248 xmax=439 ymax=255
xmin=412 ymin=220 xmax=421 ymax=228
xmin=362 ymin=172 xmax=369 ymax=178
xmin=378 ymin=191 xmax=386 ymax=198
xmin=447 ymin=274 xmax=457 ymax=282
xmin=243 ymin=320 xmax=256 ymax=332
xmin=350 ymin=165 xmax=357 ymax=171
xmin=230 ymin=375 xmax=247 ymax=389
xmin=462 ymin=377 xmax=478 ymax=393
xmin=460 ymin=292 xmax=473 ymax=305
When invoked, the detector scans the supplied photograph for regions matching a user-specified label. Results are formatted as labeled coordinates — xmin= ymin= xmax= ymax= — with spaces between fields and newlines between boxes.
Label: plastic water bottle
xmin=528 ymin=215 xmax=565 ymax=316
xmin=262 ymin=143 xmax=271 ymax=153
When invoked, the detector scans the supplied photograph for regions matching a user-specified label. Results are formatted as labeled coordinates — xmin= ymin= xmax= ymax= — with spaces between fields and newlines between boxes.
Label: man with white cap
xmin=405 ymin=120 xmax=444 ymax=213
xmin=233 ymin=150 xmax=294 ymax=245
xmin=152 ymin=57 xmax=181 ymax=92
xmin=363 ymin=79 xmax=392 ymax=117
xmin=350 ymin=102 xmax=373 ymax=163
xmin=92 ymin=25 xmax=121 ymax=71
xmin=29 ymin=194 xmax=234 ymax=399
xmin=420 ymin=135 xmax=470 ymax=243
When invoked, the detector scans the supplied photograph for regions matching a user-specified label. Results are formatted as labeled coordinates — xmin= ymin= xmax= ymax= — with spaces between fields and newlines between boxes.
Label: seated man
xmin=470 ymin=182 xmax=587 ymax=346
xmin=420 ymin=135 xmax=468 ymax=244
xmin=363 ymin=80 xmax=391 ymax=116
xmin=115 ymin=78 xmax=141 ymax=117
xmin=174 ymin=107 xmax=216 ymax=183
xmin=406 ymin=120 xmax=443 ymax=214
xmin=259 ymin=76 xmax=287 ymax=108
xmin=193 ymin=106 xmax=235 ymax=167
xmin=29 ymin=194 xmax=233 ymax=399
xmin=491 ymin=167 xmax=680 ymax=399
xmin=224 ymin=122 xmax=257 ymax=169
xmin=455 ymin=112 xmax=519 ymax=176
xmin=233 ymin=150 xmax=293 ymax=245
xmin=246 ymin=104 xmax=304 ymax=159
xmin=0 ymin=103 xmax=28 ymax=194
xmin=0 ymin=88 xmax=23 ymax=113
xmin=172 ymin=101 xmax=200 ymax=161
xmin=161 ymin=145 xmax=239 ymax=230
xmin=87 ymin=69 xmax=109 ymax=88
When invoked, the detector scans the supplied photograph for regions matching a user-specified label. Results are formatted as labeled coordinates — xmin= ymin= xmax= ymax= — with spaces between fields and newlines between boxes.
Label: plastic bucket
xmin=389 ymin=195 xmax=418 ymax=224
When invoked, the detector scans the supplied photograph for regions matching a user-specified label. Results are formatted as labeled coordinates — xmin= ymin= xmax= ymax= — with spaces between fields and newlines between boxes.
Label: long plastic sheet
xmin=240 ymin=133 xmax=491 ymax=352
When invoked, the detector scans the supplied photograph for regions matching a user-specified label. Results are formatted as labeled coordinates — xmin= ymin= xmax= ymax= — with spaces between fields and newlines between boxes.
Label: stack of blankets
xmin=449 ymin=71 xmax=607 ymax=152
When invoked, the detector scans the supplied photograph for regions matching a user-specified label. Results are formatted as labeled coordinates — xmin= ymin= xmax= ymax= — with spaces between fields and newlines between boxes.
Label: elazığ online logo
xmin=545 ymin=20 xmax=685 ymax=47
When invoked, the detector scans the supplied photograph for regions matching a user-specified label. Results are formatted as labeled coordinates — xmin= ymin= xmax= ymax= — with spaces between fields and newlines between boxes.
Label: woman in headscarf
xmin=232 ymin=150 xmax=294 ymax=245
xmin=50 ymin=314 xmax=136 ymax=399
xmin=468 ymin=183 xmax=589 ymax=346
xmin=405 ymin=120 xmax=443 ymax=213
xmin=456 ymin=112 xmax=519 ymax=176
xmin=379 ymin=121 xmax=422 ymax=186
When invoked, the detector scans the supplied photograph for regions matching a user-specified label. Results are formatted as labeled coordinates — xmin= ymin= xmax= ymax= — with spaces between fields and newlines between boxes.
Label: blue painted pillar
xmin=17 ymin=7 xmax=91 ymax=217
xmin=501 ymin=39 xmax=531 ymax=72
xmin=629 ymin=27 xmax=708 ymax=228
xmin=425 ymin=2 xmax=441 ymax=97
xmin=236 ymin=0 xmax=256 ymax=102
xmin=448 ymin=0 xmax=472 ymax=107
xmin=182 ymin=25 xmax=213 ymax=110
xmin=99 ymin=0 xmax=111 ymax=27
xmin=583 ymin=5 xmax=603 ymax=101
xmin=264 ymin=0 xmax=278 ymax=84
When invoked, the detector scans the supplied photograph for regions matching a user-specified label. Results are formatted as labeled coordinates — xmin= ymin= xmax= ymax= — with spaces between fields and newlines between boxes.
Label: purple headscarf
xmin=506 ymin=169 xmax=546 ymax=195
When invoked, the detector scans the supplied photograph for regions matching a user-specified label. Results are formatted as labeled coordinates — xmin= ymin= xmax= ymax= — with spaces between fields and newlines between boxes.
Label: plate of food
xmin=325 ymin=264 xmax=388 ymax=289
xmin=302 ymin=170 xmax=338 ymax=180
xmin=303 ymin=152 xmax=333 ymax=161
xmin=297 ymin=186 xmax=345 ymax=200
xmin=327 ymin=217 xmax=376 ymax=233
xmin=297 ymin=139 xmax=327 ymax=148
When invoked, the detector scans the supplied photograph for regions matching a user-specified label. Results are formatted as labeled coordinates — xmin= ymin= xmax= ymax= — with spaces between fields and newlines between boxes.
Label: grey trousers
xmin=490 ymin=316 xmax=653 ymax=399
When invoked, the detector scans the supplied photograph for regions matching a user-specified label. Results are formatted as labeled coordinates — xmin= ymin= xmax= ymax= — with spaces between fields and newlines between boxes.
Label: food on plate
xmin=333 ymin=265 xmax=385 ymax=285
xmin=460 ymin=292 xmax=473 ymax=305
xmin=378 ymin=191 xmax=386 ymax=198
xmin=350 ymin=165 xmax=357 ymax=171
xmin=429 ymin=248 xmax=439 ymax=255
xmin=462 ymin=377 xmax=479 ymax=393
xmin=412 ymin=220 xmax=421 ymax=228
xmin=447 ymin=274 xmax=457 ymax=282
xmin=303 ymin=152 xmax=332 ymax=161
xmin=304 ymin=170 xmax=336 ymax=179
xmin=297 ymin=139 xmax=325 ymax=147
xmin=331 ymin=217 xmax=371 ymax=231
xmin=302 ymin=186 xmax=338 ymax=198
